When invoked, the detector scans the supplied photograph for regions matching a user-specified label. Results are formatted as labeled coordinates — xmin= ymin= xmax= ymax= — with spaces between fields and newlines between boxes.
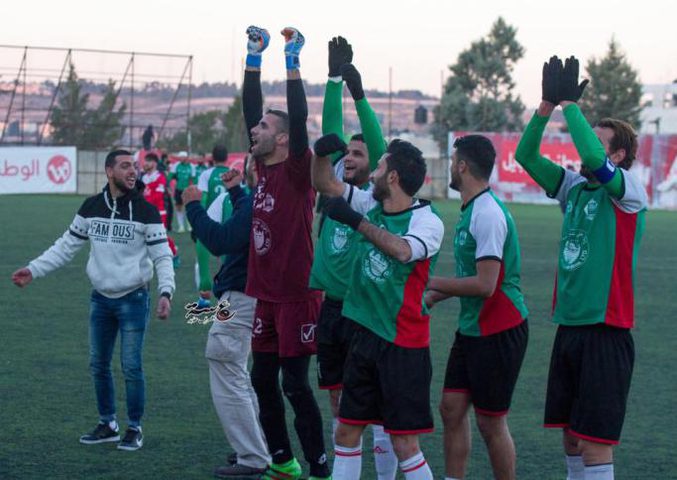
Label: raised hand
xmin=245 ymin=25 xmax=270 ymax=68
xmin=560 ymin=56 xmax=589 ymax=103
xmin=340 ymin=63 xmax=365 ymax=101
xmin=314 ymin=133 xmax=347 ymax=158
xmin=542 ymin=55 xmax=563 ymax=106
xmin=328 ymin=36 xmax=353 ymax=77
xmin=281 ymin=27 xmax=305 ymax=70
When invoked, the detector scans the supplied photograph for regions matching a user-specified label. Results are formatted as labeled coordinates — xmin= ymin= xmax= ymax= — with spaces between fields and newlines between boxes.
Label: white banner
xmin=0 ymin=147 xmax=77 ymax=194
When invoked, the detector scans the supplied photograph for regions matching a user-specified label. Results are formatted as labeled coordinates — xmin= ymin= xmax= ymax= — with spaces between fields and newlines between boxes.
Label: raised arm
xmin=312 ymin=134 xmax=349 ymax=197
xmin=243 ymin=26 xmax=269 ymax=147
xmin=282 ymin=27 xmax=308 ymax=157
xmin=341 ymin=63 xmax=386 ymax=170
xmin=514 ymin=56 xmax=566 ymax=196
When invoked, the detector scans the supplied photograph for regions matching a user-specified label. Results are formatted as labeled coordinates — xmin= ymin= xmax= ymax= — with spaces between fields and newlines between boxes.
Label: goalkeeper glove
xmin=281 ymin=27 xmax=305 ymax=70
xmin=245 ymin=25 xmax=270 ymax=68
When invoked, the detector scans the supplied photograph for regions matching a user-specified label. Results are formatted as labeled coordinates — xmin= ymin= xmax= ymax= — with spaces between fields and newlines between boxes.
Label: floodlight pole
xmin=187 ymin=56 xmax=193 ymax=154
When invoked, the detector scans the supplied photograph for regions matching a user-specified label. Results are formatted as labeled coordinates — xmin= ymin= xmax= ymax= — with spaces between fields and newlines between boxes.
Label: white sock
xmin=333 ymin=445 xmax=362 ymax=480
xmin=106 ymin=420 xmax=118 ymax=431
xmin=399 ymin=451 xmax=433 ymax=480
xmin=177 ymin=211 xmax=186 ymax=229
xmin=332 ymin=418 xmax=339 ymax=449
xmin=566 ymin=455 xmax=585 ymax=480
xmin=584 ymin=463 xmax=614 ymax=480
xmin=372 ymin=425 xmax=397 ymax=480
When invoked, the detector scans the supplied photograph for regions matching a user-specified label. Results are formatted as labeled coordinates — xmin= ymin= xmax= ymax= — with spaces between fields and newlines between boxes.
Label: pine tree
xmin=433 ymin=17 xmax=525 ymax=149
xmin=578 ymin=38 xmax=643 ymax=128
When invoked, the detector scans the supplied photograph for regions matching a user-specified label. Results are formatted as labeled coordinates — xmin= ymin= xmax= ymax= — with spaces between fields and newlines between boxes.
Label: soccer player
xmin=515 ymin=55 xmax=648 ymax=480
xmin=142 ymin=153 xmax=178 ymax=262
xmin=170 ymin=151 xmax=195 ymax=232
xmin=241 ymin=26 xmax=330 ymax=480
xmin=312 ymin=134 xmax=444 ymax=480
xmin=426 ymin=135 xmax=529 ymax=480
xmin=194 ymin=144 xmax=231 ymax=308
xmin=310 ymin=36 xmax=397 ymax=479
xmin=11 ymin=149 xmax=175 ymax=451
xmin=182 ymin=159 xmax=270 ymax=478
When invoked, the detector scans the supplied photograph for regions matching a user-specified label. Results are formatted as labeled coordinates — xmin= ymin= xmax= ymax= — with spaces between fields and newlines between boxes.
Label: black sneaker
xmin=79 ymin=422 xmax=120 ymax=444
xmin=117 ymin=427 xmax=143 ymax=451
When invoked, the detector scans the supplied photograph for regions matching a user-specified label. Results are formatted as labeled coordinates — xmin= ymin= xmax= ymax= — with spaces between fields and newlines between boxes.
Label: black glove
xmin=328 ymin=36 xmax=353 ymax=77
xmin=560 ymin=56 xmax=589 ymax=103
xmin=340 ymin=63 xmax=364 ymax=101
xmin=542 ymin=55 xmax=563 ymax=105
xmin=324 ymin=196 xmax=364 ymax=230
xmin=314 ymin=133 xmax=347 ymax=157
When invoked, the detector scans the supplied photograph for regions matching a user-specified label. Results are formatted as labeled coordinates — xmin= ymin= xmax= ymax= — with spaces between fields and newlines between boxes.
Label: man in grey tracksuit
xmin=12 ymin=149 xmax=175 ymax=452
xmin=183 ymin=161 xmax=271 ymax=479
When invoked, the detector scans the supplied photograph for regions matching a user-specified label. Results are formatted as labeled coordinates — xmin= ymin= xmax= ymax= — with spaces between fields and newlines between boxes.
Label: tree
xmin=578 ymin=38 xmax=643 ymax=129
xmin=433 ymin=17 xmax=525 ymax=149
xmin=159 ymin=110 xmax=227 ymax=154
xmin=50 ymin=65 xmax=126 ymax=149
xmin=158 ymin=93 xmax=250 ymax=154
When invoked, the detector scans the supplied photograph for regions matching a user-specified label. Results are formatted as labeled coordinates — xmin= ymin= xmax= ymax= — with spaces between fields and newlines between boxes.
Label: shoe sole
xmin=79 ymin=435 xmax=120 ymax=445
xmin=117 ymin=440 xmax=143 ymax=451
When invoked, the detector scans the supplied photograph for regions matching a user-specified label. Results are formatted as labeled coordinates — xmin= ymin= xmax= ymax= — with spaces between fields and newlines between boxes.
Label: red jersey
xmin=246 ymin=148 xmax=320 ymax=303
xmin=142 ymin=170 xmax=167 ymax=221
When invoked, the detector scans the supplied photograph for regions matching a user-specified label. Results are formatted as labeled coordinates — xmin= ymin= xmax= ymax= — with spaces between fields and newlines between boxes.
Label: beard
xmin=344 ymin=165 xmax=370 ymax=186
xmin=113 ymin=177 xmax=133 ymax=194
xmin=372 ymin=176 xmax=390 ymax=202
xmin=449 ymin=169 xmax=462 ymax=191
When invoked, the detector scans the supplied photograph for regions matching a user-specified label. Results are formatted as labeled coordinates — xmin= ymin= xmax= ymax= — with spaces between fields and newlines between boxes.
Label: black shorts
xmin=339 ymin=325 xmax=433 ymax=434
xmin=544 ymin=324 xmax=634 ymax=445
xmin=317 ymin=297 xmax=356 ymax=390
xmin=444 ymin=321 xmax=528 ymax=416
xmin=174 ymin=188 xmax=184 ymax=205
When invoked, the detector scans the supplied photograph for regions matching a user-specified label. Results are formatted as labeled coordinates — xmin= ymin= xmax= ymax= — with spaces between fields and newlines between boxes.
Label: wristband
xmin=160 ymin=291 xmax=172 ymax=300
xmin=246 ymin=54 xmax=262 ymax=68
xmin=593 ymin=157 xmax=617 ymax=184
xmin=286 ymin=55 xmax=299 ymax=70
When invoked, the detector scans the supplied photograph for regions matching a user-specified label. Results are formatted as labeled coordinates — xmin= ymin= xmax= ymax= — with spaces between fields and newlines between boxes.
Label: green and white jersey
xmin=454 ymin=189 xmax=528 ymax=337
xmin=194 ymin=163 xmax=208 ymax=184
xmin=171 ymin=162 xmax=195 ymax=190
xmin=309 ymin=178 xmax=372 ymax=300
xmin=198 ymin=165 xmax=230 ymax=209
xmin=552 ymin=168 xmax=647 ymax=328
xmin=341 ymin=185 xmax=444 ymax=348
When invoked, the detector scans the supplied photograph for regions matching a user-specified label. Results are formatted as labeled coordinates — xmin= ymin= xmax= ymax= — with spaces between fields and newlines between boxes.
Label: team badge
xmin=362 ymin=247 xmax=393 ymax=283
xmin=561 ymin=229 xmax=590 ymax=271
xmin=252 ymin=218 xmax=272 ymax=255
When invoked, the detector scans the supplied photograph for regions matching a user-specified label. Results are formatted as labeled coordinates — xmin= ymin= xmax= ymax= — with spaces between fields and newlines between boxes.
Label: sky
xmin=2 ymin=0 xmax=676 ymax=107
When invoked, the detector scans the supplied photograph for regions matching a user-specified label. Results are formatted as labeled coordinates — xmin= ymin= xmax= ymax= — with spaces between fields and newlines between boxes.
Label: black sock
xmin=251 ymin=352 xmax=292 ymax=464
xmin=281 ymin=356 xmax=330 ymax=477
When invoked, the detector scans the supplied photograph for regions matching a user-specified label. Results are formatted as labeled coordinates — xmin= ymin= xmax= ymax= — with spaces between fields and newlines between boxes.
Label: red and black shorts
xmin=444 ymin=321 xmax=528 ymax=416
xmin=317 ymin=297 xmax=357 ymax=390
xmin=251 ymin=298 xmax=322 ymax=358
xmin=338 ymin=325 xmax=433 ymax=435
xmin=544 ymin=323 xmax=634 ymax=444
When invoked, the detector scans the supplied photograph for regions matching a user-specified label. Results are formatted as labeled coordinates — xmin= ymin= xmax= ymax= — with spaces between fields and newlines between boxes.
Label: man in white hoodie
xmin=11 ymin=149 xmax=175 ymax=452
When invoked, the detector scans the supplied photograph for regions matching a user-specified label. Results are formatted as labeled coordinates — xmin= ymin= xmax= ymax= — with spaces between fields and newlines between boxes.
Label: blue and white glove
xmin=245 ymin=25 xmax=270 ymax=68
xmin=281 ymin=27 xmax=305 ymax=70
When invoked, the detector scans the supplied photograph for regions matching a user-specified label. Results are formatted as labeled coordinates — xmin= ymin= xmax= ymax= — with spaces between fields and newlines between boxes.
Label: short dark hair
xmin=453 ymin=135 xmax=496 ymax=181
xmin=350 ymin=133 xmax=364 ymax=143
xmin=596 ymin=118 xmax=638 ymax=169
xmin=145 ymin=152 xmax=159 ymax=163
xmin=105 ymin=149 xmax=132 ymax=169
xmin=385 ymin=139 xmax=426 ymax=197
xmin=212 ymin=144 xmax=228 ymax=163
xmin=266 ymin=109 xmax=289 ymax=134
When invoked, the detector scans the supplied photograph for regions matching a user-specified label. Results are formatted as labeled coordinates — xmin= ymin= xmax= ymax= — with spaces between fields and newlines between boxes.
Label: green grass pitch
xmin=1 ymin=194 xmax=675 ymax=479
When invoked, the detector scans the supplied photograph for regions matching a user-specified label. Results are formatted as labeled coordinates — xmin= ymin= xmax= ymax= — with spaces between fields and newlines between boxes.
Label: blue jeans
xmin=89 ymin=287 xmax=150 ymax=427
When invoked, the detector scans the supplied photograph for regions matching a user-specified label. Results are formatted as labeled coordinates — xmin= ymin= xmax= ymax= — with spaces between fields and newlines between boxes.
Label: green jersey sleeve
xmin=563 ymin=103 xmax=624 ymax=198
xmin=514 ymin=111 xmax=565 ymax=196
xmin=322 ymin=79 xmax=345 ymax=164
xmin=355 ymin=97 xmax=386 ymax=171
